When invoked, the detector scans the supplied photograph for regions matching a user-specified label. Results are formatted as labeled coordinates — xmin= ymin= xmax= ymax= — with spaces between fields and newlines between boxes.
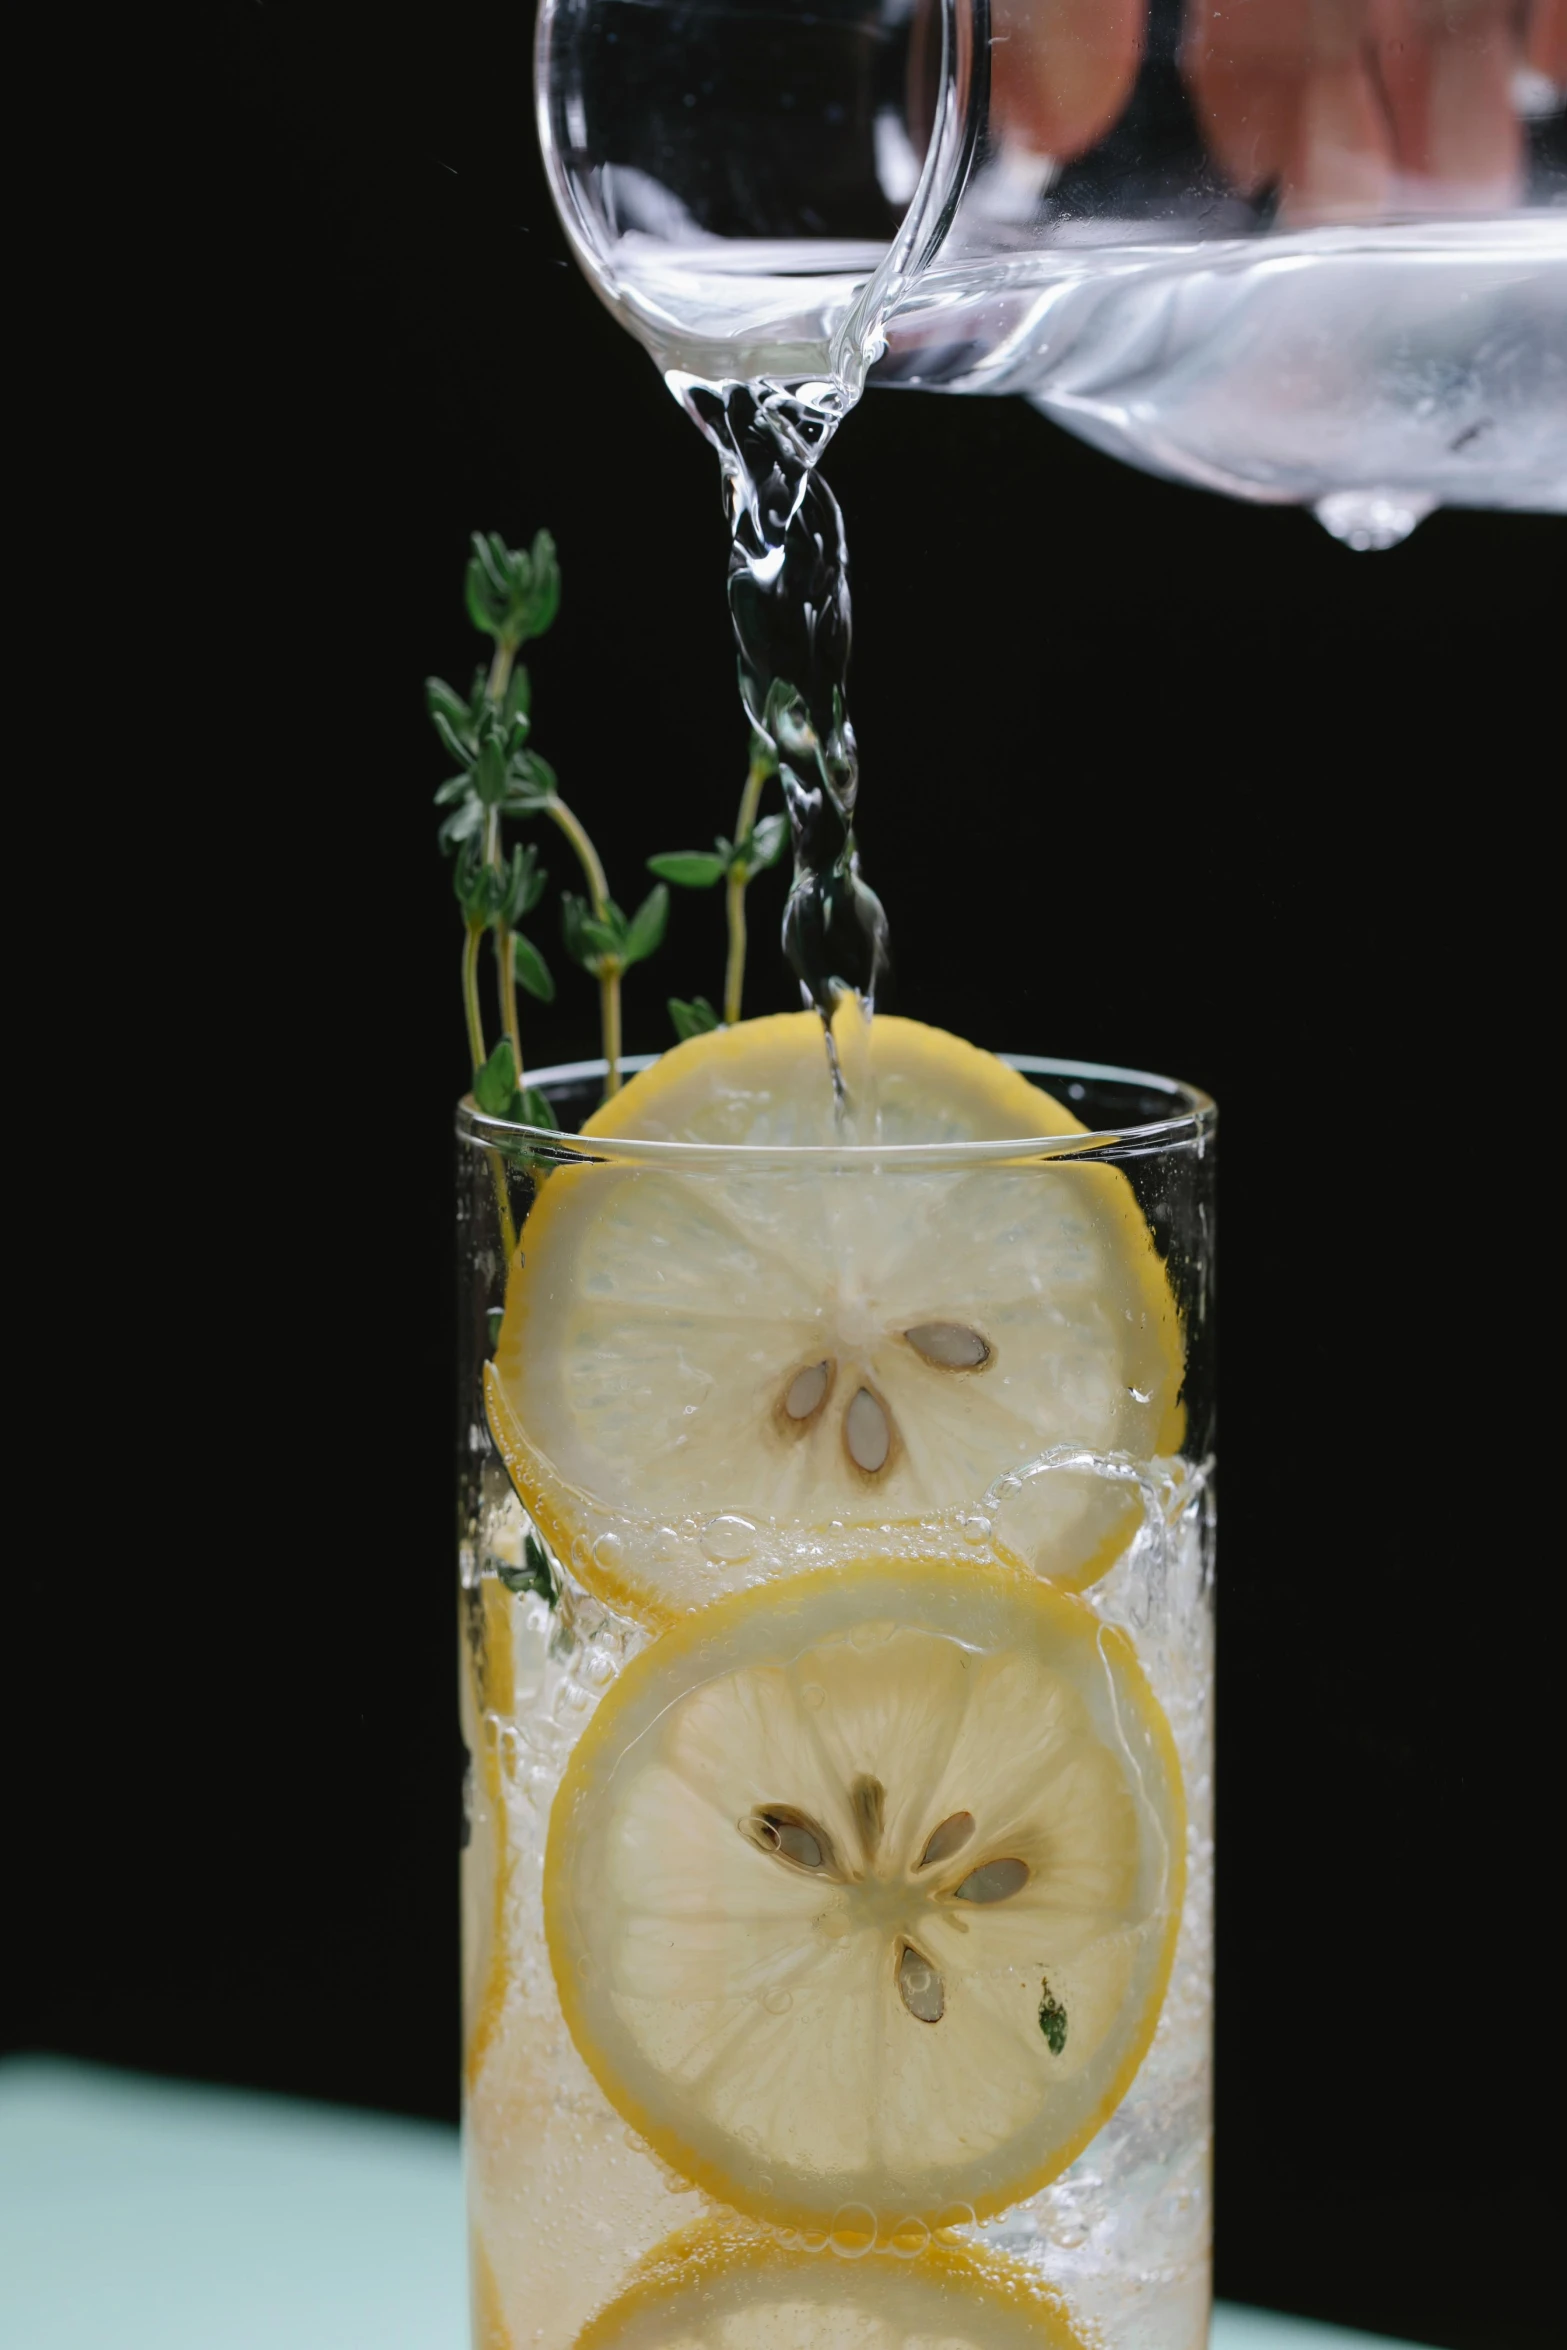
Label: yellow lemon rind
xmin=471 ymin=2229 xmax=515 ymax=2350
xmin=462 ymin=1575 xmax=519 ymax=2091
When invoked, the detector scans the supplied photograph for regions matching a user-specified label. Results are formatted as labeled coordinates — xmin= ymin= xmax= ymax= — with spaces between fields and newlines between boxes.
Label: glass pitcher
xmin=538 ymin=0 xmax=1565 ymax=543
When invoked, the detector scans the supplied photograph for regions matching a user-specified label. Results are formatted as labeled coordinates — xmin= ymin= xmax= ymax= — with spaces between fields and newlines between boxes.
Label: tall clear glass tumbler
xmin=457 ymin=1056 xmax=1217 ymax=2350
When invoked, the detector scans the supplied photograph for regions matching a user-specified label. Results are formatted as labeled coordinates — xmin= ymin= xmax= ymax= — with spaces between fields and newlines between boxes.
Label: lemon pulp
xmin=487 ymin=1016 xmax=1184 ymax=1620
xmin=545 ymin=1557 xmax=1184 ymax=2233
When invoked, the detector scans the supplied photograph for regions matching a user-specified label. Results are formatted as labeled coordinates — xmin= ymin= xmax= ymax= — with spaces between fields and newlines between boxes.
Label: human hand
xmin=976 ymin=0 xmax=1563 ymax=222
xmin=1182 ymin=0 xmax=1565 ymax=221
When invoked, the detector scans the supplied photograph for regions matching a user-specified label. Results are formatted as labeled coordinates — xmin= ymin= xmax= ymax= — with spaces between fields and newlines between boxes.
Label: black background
xmin=10 ymin=8 xmax=1558 ymax=2350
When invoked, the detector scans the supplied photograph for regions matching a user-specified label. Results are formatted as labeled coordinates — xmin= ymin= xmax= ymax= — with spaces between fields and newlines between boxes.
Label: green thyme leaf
xmin=504 ymin=666 xmax=532 ymax=725
xmin=440 ymin=801 xmax=486 ymax=856
xmin=562 ymin=895 xmax=621 ymax=971
xmin=511 ymin=931 xmax=555 ymax=1003
xmin=505 ymin=749 xmax=557 ymax=808
xmin=524 ymin=750 xmax=557 ymax=795
xmin=485 ymin=1307 xmax=504 ymax=1353
xmin=647 ymin=851 xmax=727 ymax=889
xmin=1038 ymin=1984 xmax=1068 ymax=2057
xmin=473 ymin=1037 xmax=522 ymax=1116
xmin=497 ymin=1532 xmax=557 ymax=1605
xmin=519 ymin=1085 xmax=556 ymax=1130
xmin=429 ymin=707 xmax=475 ymax=767
xmin=621 ymin=885 xmax=669 ymax=967
xmin=473 ymin=732 xmax=508 ymax=807
xmin=559 ymin=893 xmax=589 ymax=966
xmin=426 ymin=675 xmax=472 ymax=731
xmin=464 ymin=528 xmax=562 ymax=649
xmin=452 ymin=838 xmax=491 ymax=918
xmin=433 ymin=773 xmax=474 ymax=807
xmin=499 ymin=843 xmax=547 ymax=927
xmin=669 ymin=996 xmax=720 ymax=1041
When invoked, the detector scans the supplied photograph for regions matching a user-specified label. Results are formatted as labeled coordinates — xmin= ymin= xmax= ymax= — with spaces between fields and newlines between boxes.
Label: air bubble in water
xmin=829 ymin=2204 xmax=877 ymax=2258
xmin=702 ymin=1513 xmax=758 ymax=1564
xmin=591 ymin=1530 xmax=626 ymax=1572
xmin=932 ymin=2202 xmax=977 ymax=2240
xmin=762 ymin=1986 xmax=793 ymax=2014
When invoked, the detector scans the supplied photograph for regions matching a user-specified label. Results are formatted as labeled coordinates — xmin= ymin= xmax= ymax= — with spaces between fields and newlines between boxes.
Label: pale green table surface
xmin=0 ymin=2060 xmax=1413 ymax=2350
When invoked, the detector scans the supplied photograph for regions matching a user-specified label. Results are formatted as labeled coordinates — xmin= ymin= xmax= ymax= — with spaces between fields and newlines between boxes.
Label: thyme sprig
xmin=668 ymin=995 xmax=720 ymax=1041
xmin=431 ymin=528 xmax=664 ymax=1110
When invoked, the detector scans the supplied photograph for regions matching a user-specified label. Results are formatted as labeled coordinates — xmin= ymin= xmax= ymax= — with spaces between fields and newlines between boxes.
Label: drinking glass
xmin=458 ymin=1054 xmax=1217 ymax=2350
xmin=539 ymin=0 xmax=1566 ymax=541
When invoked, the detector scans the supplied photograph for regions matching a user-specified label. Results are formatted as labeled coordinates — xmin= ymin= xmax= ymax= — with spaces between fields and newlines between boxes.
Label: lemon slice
xmin=571 ymin=2220 xmax=1091 ymax=2350
xmin=545 ymin=1558 xmax=1184 ymax=2233
xmin=471 ymin=2233 xmax=514 ymax=2350
xmin=487 ymin=1015 xmax=1183 ymax=1620
xmin=460 ymin=1563 xmax=516 ymax=2088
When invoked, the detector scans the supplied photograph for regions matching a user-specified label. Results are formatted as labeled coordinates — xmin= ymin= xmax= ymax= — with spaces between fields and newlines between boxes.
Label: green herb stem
xmin=599 ymin=966 xmax=623 ymax=1099
xmin=496 ymin=927 xmax=525 ymax=1084
xmin=486 ymin=638 xmax=517 ymax=706
xmin=467 ymin=934 xmax=516 ymax=1260
xmin=546 ymin=796 xmax=611 ymax=919
xmin=725 ymin=751 xmax=770 ymax=1027
xmin=482 ymin=811 xmax=526 ymax=1089
xmin=723 ymin=877 xmax=747 ymax=1032
xmin=480 ymin=652 xmax=528 ymax=1088
xmin=546 ymin=795 xmax=620 ymax=1095
xmin=462 ymin=919 xmax=487 ymax=1074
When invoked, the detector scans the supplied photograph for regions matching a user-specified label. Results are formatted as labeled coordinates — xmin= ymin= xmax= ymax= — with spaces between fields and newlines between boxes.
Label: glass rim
xmin=456 ymin=1051 xmax=1216 ymax=1170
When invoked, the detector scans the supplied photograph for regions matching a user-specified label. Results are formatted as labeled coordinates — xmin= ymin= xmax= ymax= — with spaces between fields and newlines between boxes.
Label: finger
xmin=1182 ymin=0 xmax=1311 ymax=192
xmin=1371 ymin=0 xmax=1522 ymax=208
xmin=989 ymin=0 xmax=1147 ymax=160
xmin=1525 ymin=0 xmax=1566 ymax=82
xmin=1284 ymin=53 xmax=1395 ymax=220
xmin=1183 ymin=0 xmax=1396 ymax=219
xmin=1178 ymin=52 xmax=1299 ymax=192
